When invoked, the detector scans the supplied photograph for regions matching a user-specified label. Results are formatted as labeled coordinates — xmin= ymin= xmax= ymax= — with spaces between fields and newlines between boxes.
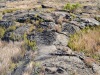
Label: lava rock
xmin=0 ymin=20 xmax=14 ymax=28
xmin=37 ymin=30 xmax=56 ymax=45
xmin=62 ymin=23 xmax=80 ymax=35
xmin=80 ymin=18 xmax=100 ymax=26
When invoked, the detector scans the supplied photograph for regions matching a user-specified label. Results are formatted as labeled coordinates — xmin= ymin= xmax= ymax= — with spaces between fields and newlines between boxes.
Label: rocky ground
xmin=0 ymin=0 xmax=100 ymax=75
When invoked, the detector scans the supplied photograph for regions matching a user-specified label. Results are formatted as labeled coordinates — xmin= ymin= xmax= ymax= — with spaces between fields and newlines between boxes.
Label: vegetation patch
xmin=9 ymin=33 xmax=21 ymax=41
xmin=64 ymin=3 xmax=81 ymax=13
xmin=7 ymin=25 xmax=17 ymax=32
xmin=2 ymin=8 xmax=18 ymax=14
xmin=0 ymin=27 xmax=5 ymax=39
xmin=0 ymin=12 xmax=2 ymax=20
xmin=95 ymin=16 xmax=100 ymax=22
xmin=68 ymin=26 xmax=100 ymax=61
xmin=23 ymin=33 xmax=37 ymax=51
xmin=70 ymin=13 xmax=76 ymax=20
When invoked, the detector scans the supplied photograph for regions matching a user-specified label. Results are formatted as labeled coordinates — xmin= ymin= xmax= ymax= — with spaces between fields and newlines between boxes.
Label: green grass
xmin=64 ymin=3 xmax=81 ymax=13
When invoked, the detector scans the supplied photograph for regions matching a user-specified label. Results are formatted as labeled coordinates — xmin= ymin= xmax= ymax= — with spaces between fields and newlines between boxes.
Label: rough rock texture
xmin=80 ymin=18 xmax=100 ymax=26
xmin=0 ymin=20 xmax=14 ymax=28
xmin=2 ymin=10 xmax=99 ymax=75
xmin=0 ymin=0 xmax=100 ymax=75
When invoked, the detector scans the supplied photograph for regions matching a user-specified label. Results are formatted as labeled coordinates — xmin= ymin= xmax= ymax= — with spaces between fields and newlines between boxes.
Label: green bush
xmin=0 ymin=27 xmax=5 ymax=39
xmin=64 ymin=3 xmax=80 ymax=12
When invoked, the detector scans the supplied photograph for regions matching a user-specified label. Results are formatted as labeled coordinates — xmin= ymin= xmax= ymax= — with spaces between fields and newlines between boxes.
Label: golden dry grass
xmin=0 ymin=41 xmax=24 ymax=75
xmin=6 ymin=0 xmax=36 ymax=9
xmin=0 ymin=0 xmax=98 ymax=10
xmin=68 ymin=26 xmax=100 ymax=61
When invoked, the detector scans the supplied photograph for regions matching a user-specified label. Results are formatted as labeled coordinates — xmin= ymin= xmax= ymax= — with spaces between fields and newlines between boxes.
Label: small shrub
xmin=9 ymin=33 xmax=21 ymax=41
xmin=0 ymin=27 xmax=5 ymax=39
xmin=27 ymin=40 xmax=37 ymax=50
xmin=23 ymin=33 xmax=37 ymax=51
xmin=34 ymin=14 xmax=44 ymax=25
xmin=9 ymin=63 xmax=17 ymax=71
xmin=9 ymin=33 xmax=15 ymax=41
xmin=64 ymin=3 xmax=81 ymax=12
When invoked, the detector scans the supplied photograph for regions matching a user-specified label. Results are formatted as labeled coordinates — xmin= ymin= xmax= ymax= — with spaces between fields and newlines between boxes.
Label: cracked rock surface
xmin=0 ymin=0 xmax=100 ymax=75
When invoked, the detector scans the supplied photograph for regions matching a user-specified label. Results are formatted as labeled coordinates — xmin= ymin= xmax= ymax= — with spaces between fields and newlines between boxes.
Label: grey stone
xmin=54 ymin=33 xmax=69 ymax=46
xmin=62 ymin=23 xmax=80 ymax=35
xmin=45 ymin=67 xmax=57 ymax=74
xmin=0 ymin=20 xmax=14 ymax=28
xmin=92 ymin=63 xmax=100 ymax=74
xmin=52 ymin=11 xmax=70 ymax=17
xmin=52 ymin=11 xmax=70 ymax=23
xmin=81 ymin=18 xmax=100 ymax=26
xmin=39 ymin=13 xmax=54 ymax=22
xmin=14 ymin=25 xmax=30 ymax=35
xmin=40 ymin=22 xmax=57 ymax=30
xmin=35 ymin=30 xmax=56 ymax=45
xmin=95 ymin=15 xmax=100 ymax=22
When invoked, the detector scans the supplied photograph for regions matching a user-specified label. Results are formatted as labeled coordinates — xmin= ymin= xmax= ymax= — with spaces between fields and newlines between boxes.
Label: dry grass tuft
xmin=68 ymin=26 xmax=100 ymax=61
xmin=0 ymin=41 xmax=24 ymax=75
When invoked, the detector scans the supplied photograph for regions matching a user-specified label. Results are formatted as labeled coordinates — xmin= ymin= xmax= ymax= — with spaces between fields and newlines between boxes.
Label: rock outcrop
xmin=0 ymin=0 xmax=100 ymax=75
